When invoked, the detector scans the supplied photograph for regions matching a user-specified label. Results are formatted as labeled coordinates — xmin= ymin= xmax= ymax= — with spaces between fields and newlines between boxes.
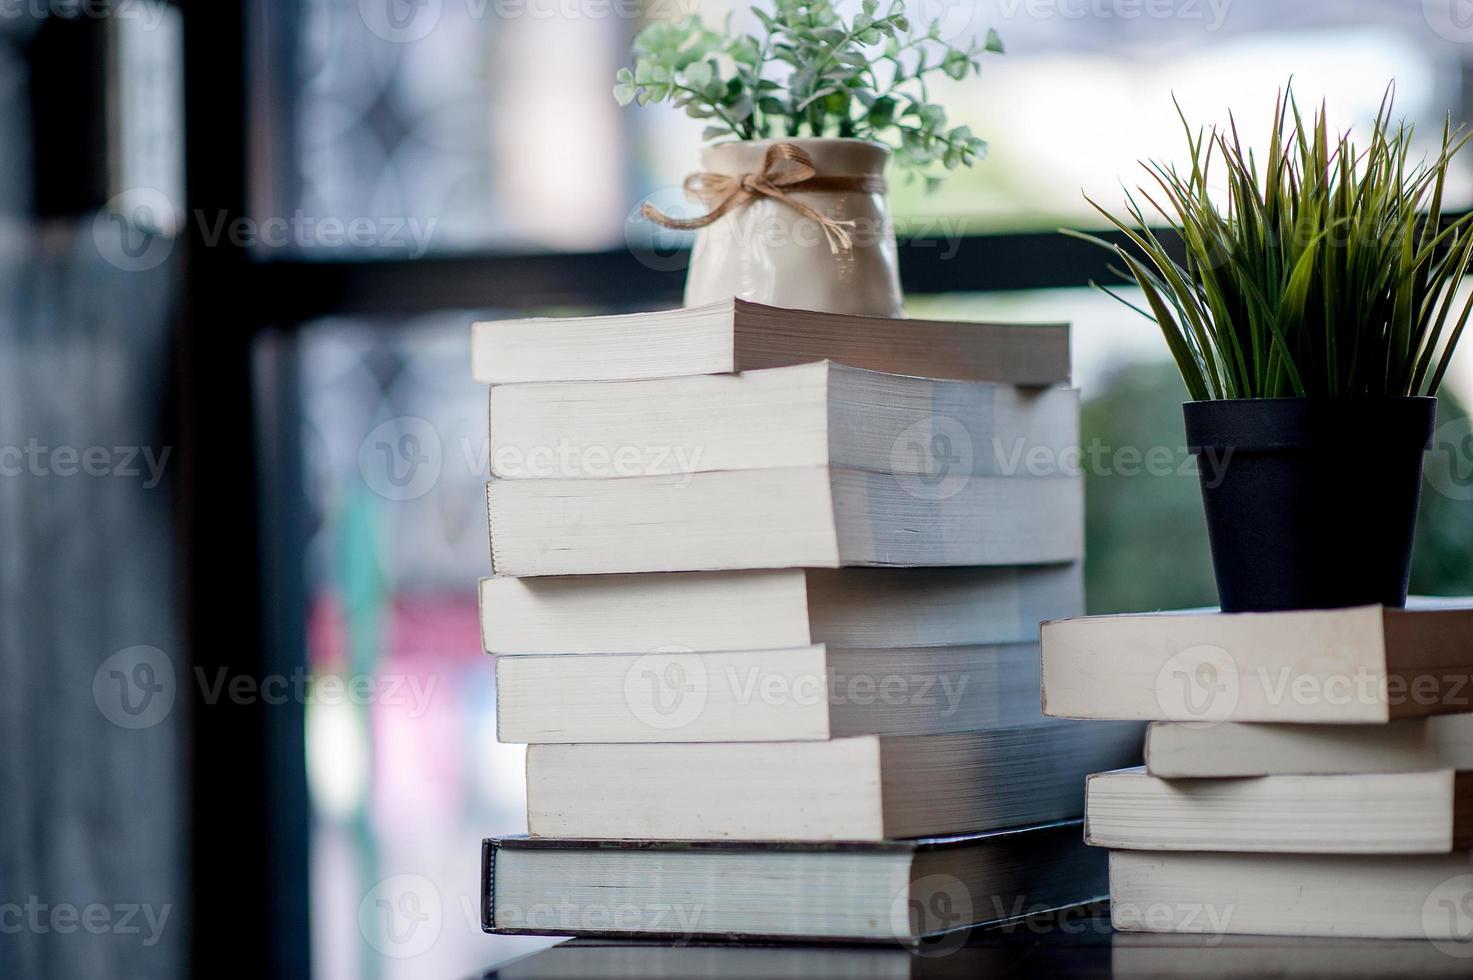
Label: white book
xmin=479 ymin=564 xmax=1083 ymax=655
xmin=471 ymin=298 xmax=1070 ymax=385
xmin=496 ymin=642 xmax=1043 ymax=743
xmin=1145 ymin=715 xmax=1473 ymax=777
xmin=1085 ymin=767 xmax=1473 ymax=854
xmin=484 ymin=821 xmax=1103 ymax=944
xmin=486 ymin=361 xmax=1078 ymax=480
xmin=1109 ymin=848 xmax=1473 ymax=940
xmin=1041 ymin=601 xmax=1473 ymax=723
xmin=524 ymin=721 xmax=1143 ymax=841
xmin=1108 ymin=936 xmax=1473 ymax=978
xmin=487 ymin=467 xmax=1083 ymax=577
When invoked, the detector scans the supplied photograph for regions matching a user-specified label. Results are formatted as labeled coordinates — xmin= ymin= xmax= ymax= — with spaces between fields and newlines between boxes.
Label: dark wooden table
xmin=475 ymin=907 xmax=1473 ymax=978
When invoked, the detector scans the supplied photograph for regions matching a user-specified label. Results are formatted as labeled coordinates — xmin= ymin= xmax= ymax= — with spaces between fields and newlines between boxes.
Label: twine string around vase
xmin=641 ymin=142 xmax=887 ymax=254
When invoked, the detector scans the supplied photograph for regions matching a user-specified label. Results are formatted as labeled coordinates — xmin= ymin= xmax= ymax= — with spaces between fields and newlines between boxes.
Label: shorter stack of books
xmin=1042 ymin=601 xmax=1473 ymax=942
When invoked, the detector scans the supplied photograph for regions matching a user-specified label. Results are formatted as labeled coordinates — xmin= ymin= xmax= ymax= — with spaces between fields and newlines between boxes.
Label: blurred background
xmin=5 ymin=0 xmax=1473 ymax=977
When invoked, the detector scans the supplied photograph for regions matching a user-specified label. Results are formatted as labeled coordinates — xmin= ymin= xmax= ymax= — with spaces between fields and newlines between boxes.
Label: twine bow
xmin=641 ymin=142 xmax=886 ymax=254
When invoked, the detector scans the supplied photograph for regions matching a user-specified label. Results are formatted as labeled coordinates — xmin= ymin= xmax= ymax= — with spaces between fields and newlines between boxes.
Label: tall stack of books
xmin=1042 ymin=602 xmax=1473 ymax=943
xmin=472 ymin=299 xmax=1141 ymax=945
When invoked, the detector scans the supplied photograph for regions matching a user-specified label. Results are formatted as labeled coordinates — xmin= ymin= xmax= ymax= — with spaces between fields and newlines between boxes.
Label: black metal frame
xmin=236 ymin=229 xmax=1159 ymax=320
xmin=180 ymin=1 xmax=307 ymax=976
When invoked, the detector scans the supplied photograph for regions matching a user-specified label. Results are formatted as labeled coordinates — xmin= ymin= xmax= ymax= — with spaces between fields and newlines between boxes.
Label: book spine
xmin=480 ymin=839 xmax=495 ymax=933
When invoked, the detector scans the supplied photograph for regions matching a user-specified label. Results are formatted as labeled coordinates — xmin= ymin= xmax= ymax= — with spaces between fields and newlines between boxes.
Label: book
xmin=486 ymin=361 xmax=1077 ymax=480
xmin=487 ymin=467 xmax=1083 ymax=577
xmin=470 ymin=298 xmax=1070 ymax=385
xmin=1040 ymin=601 xmax=1473 ymax=723
xmin=480 ymin=933 xmax=1473 ymax=979
xmin=1085 ymin=767 xmax=1473 ymax=854
xmin=1108 ymin=848 xmax=1473 ymax=940
xmin=480 ymin=943 xmax=939 ymax=979
xmin=495 ymin=642 xmax=1044 ymax=743
xmin=482 ymin=821 xmax=1104 ymax=944
xmin=1144 ymin=715 xmax=1473 ymax=778
xmin=479 ymin=564 xmax=1082 ymax=655
xmin=1108 ymin=933 xmax=1473 ymax=978
xmin=524 ymin=721 xmax=1143 ymax=841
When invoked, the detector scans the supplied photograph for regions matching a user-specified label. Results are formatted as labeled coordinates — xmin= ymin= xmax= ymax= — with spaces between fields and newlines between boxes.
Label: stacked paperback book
xmin=472 ymin=299 xmax=1141 ymax=944
xmin=1042 ymin=601 xmax=1473 ymax=943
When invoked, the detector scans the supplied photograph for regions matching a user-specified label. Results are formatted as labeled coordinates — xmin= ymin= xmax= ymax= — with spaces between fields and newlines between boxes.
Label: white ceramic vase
xmin=682 ymin=138 xmax=905 ymax=318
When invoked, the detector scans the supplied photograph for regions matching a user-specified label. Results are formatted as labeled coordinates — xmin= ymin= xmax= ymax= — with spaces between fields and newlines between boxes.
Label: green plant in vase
xmin=615 ymin=2 xmax=1000 ymax=183
xmin=612 ymin=1 xmax=1002 ymax=317
xmin=1071 ymin=86 xmax=1473 ymax=612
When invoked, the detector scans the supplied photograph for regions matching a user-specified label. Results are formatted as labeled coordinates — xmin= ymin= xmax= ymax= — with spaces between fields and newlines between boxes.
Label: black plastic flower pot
xmin=1183 ymin=397 xmax=1436 ymax=613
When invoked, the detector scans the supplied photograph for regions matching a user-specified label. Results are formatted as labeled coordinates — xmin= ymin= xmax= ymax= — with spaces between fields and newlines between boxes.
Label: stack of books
xmin=471 ymin=299 xmax=1141 ymax=945
xmin=1042 ymin=601 xmax=1473 ymax=942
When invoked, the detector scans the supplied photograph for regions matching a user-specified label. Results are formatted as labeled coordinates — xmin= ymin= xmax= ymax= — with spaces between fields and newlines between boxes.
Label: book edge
xmin=488 ymin=818 xmax=1085 ymax=854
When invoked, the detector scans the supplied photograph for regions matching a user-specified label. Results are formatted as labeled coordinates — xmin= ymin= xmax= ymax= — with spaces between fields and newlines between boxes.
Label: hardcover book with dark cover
xmin=482 ymin=820 xmax=1103 ymax=945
